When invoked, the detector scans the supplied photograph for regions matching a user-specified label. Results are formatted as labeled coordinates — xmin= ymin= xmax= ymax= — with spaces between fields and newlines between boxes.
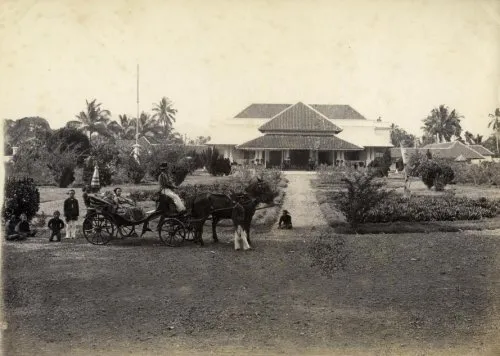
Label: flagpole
xmin=136 ymin=63 xmax=139 ymax=144
xmin=133 ymin=64 xmax=141 ymax=162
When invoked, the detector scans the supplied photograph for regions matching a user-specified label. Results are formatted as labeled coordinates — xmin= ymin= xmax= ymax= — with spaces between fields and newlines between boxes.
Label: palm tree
xmin=117 ymin=114 xmax=136 ymax=140
xmin=422 ymin=105 xmax=463 ymax=143
xmin=152 ymin=97 xmax=177 ymax=137
xmin=130 ymin=112 xmax=163 ymax=140
xmin=75 ymin=99 xmax=112 ymax=144
xmin=488 ymin=108 xmax=500 ymax=154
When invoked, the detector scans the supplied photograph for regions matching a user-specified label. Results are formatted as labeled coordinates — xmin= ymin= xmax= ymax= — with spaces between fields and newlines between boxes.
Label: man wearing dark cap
xmin=158 ymin=162 xmax=186 ymax=214
xmin=278 ymin=209 xmax=293 ymax=229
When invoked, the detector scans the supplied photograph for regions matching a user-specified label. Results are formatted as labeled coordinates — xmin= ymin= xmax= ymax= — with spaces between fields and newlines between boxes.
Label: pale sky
xmin=1 ymin=0 xmax=499 ymax=139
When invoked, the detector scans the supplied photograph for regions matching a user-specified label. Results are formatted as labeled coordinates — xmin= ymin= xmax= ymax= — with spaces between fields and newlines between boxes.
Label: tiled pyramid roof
xmin=234 ymin=104 xmax=291 ymax=118
xmin=391 ymin=141 xmax=485 ymax=161
xmin=237 ymin=134 xmax=362 ymax=150
xmin=310 ymin=104 xmax=367 ymax=120
xmin=258 ymin=102 xmax=342 ymax=133
xmin=234 ymin=103 xmax=368 ymax=120
xmin=470 ymin=145 xmax=494 ymax=156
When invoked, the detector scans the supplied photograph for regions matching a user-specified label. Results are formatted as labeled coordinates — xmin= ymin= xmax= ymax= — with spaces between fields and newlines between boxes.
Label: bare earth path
xmin=3 ymin=173 xmax=500 ymax=355
xmin=269 ymin=172 xmax=328 ymax=241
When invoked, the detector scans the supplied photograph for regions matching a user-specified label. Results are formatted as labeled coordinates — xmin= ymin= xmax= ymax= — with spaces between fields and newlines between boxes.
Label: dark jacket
xmin=16 ymin=221 xmax=31 ymax=233
xmin=159 ymin=171 xmax=175 ymax=190
xmin=279 ymin=214 xmax=292 ymax=227
xmin=48 ymin=218 xmax=65 ymax=232
xmin=64 ymin=197 xmax=79 ymax=220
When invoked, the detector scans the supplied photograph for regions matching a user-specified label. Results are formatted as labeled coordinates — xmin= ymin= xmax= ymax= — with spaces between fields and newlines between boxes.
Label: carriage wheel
xmin=117 ymin=225 xmax=136 ymax=238
xmin=83 ymin=213 xmax=115 ymax=245
xmin=159 ymin=218 xmax=185 ymax=247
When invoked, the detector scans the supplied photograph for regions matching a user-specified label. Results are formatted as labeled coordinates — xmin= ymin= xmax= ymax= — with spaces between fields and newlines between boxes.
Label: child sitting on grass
xmin=48 ymin=210 xmax=65 ymax=242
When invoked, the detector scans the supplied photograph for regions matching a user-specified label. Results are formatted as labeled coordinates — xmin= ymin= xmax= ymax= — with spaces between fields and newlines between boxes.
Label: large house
xmin=390 ymin=141 xmax=495 ymax=164
xmin=208 ymin=102 xmax=392 ymax=169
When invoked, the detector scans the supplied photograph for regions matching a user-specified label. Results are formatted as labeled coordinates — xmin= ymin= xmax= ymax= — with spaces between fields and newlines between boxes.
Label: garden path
xmin=268 ymin=171 xmax=328 ymax=241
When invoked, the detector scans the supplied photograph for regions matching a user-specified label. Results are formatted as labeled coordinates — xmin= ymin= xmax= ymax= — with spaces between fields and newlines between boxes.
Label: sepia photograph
xmin=1 ymin=0 xmax=500 ymax=355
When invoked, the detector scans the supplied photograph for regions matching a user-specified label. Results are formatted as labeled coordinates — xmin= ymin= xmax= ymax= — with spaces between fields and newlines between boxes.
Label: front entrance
xmin=318 ymin=151 xmax=333 ymax=165
xmin=289 ymin=150 xmax=309 ymax=169
xmin=268 ymin=150 xmax=282 ymax=168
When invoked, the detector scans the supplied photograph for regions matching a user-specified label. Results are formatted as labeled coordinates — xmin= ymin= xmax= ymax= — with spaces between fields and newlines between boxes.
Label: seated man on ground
xmin=6 ymin=213 xmax=37 ymax=240
xmin=278 ymin=209 xmax=293 ymax=229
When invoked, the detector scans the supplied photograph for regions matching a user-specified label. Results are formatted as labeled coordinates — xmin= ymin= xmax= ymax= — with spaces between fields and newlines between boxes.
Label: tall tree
xmin=5 ymin=117 xmax=52 ymax=148
xmin=118 ymin=114 xmax=136 ymax=140
xmin=463 ymin=131 xmax=483 ymax=145
xmin=130 ymin=112 xmax=163 ymax=140
xmin=422 ymin=105 xmax=463 ymax=143
xmin=488 ymin=108 xmax=500 ymax=154
xmin=75 ymin=99 xmax=112 ymax=144
xmin=152 ymin=97 xmax=177 ymax=136
xmin=390 ymin=124 xmax=416 ymax=147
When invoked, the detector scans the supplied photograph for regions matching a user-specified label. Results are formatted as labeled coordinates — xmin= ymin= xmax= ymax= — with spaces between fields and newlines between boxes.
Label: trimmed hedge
xmin=327 ymin=192 xmax=499 ymax=222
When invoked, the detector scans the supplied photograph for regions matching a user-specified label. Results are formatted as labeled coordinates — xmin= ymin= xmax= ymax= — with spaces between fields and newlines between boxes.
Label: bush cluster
xmin=450 ymin=162 xmax=500 ymax=186
xmin=407 ymin=152 xmax=455 ymax=191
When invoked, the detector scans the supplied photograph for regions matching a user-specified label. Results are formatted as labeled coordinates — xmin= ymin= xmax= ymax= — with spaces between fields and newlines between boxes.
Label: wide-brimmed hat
xmin=160 ymin=162 xmax=169 ymax=170
xmin=283 ymin=209 xmax=289 ymax=214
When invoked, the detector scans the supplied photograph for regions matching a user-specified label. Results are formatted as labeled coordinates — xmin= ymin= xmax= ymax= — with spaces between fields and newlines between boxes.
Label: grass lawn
xmin=3 ymin=227 xmax=500 ymax=355
xmin=36 ymin=174 xmax=236 ymax=215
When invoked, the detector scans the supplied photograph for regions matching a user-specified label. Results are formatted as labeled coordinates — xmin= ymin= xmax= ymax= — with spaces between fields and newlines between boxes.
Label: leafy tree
xmin=10 ymin=138 xmax=52 ymax=183
xmin=152 ymin=97 xmax=177 ymax=137
xmin=75 ymin=99 xmax=112 ymax=144
xmin=46 ymin=143 xmax=85 ymax=188
xmin=5 ymin=117 xmax=52 ymax=148
xmin=144 ymin=144 xmax=186 ymax=180
xmin=488 ymin=108 xmax=500 ymax=154
xmin=367 ymin=149 xmax=392 ymax=177
xmin=48 ymin=127 xmax=90 ymax=165
xmin=390 ymin=124 xmax=416 ymax=147
xmin=422 ymin=105 xmax=463 ymax=143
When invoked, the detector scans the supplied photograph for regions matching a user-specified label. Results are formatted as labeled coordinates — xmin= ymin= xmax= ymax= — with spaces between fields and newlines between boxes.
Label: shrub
xmin=124 ymin=156 xmax=146 ymax=184
xmin=368 ymin=149 xmax=392 ymax=177
xmin=316 ymin=164 xmax=360 ymax=185
xmin=202 ymin=147 xmax=231 ymax=176
xmin=326 ymin=193 xmax=500 ymax=223
xmin=3 ymin=177 xmax=40 ymax=221
xmin=334 ymin=171 xmax=392 ymax=228
xmin=419 ymin=159 xmax=454 ymax=191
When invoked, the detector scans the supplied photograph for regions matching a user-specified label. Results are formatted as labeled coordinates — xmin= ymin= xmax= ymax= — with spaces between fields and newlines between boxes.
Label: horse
xmin=190 ymin=176 xmax=275 ymax=246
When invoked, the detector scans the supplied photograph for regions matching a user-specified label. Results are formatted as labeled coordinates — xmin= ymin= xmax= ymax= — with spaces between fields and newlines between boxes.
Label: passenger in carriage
xmin=113 ymin=188 xmax=144 ymax=222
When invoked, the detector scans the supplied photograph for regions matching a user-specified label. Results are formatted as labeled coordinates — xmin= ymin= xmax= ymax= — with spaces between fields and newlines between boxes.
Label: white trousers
xmin=163 ymin=189 xmax=186 ymax=212
xmin=66 ymin=220 xmax=77 ymax=238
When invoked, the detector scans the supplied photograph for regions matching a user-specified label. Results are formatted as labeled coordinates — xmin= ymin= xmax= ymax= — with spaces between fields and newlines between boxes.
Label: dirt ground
xmin=3 ymin=173 xmax=500 ymax=355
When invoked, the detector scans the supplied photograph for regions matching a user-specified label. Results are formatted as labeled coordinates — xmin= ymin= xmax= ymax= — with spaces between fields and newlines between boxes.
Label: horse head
xmin=245 ymin=176 xmax=274 ymax=204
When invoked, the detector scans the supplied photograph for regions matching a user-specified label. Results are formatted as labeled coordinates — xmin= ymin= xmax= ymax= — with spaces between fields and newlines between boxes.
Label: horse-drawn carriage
xmin=82 ymin=193 xmax=196 ymax=246
xmin=82 ymin=176 xmax=276 ymax=248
